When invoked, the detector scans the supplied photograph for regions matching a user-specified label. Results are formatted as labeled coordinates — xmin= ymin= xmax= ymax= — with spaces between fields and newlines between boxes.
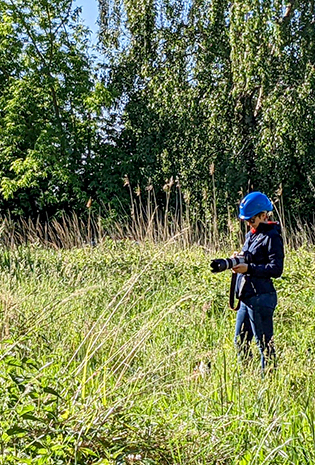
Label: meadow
xmin=1 ymin=235 xmax=315 ymax=464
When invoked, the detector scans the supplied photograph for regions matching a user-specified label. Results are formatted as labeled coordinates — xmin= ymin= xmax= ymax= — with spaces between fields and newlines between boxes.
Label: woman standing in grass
xmin=232 ymin=192 xmax=284 ymax=372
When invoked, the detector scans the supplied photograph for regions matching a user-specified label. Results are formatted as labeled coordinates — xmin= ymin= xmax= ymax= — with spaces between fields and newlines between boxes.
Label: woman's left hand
xmin=233 ymin=263 xmax=248 ymax=274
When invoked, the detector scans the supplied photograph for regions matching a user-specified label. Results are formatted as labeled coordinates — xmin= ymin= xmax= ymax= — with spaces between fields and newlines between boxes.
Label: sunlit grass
xmin=0 ymin=240 xmax=315 ymax=464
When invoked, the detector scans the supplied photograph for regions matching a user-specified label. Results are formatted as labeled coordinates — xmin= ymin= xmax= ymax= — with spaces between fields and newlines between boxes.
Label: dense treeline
xmin=0 ymin=0 xmax=126 ymax=218
xmin=1 ymin=0 xmax=315 ymax=226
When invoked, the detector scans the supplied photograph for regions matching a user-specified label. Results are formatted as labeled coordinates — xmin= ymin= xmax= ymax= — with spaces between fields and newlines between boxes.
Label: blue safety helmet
xmin=239 ymin=192 xmax=273 ymax=220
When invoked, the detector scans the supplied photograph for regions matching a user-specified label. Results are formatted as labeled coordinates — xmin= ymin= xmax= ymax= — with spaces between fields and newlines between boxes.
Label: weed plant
xmin=0 ymin=236 xmax=315 ymax=464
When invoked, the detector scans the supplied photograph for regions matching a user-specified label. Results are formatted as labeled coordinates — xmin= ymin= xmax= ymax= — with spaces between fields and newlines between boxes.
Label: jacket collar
xmin=251 ymin=221 xmax=279 ymax=235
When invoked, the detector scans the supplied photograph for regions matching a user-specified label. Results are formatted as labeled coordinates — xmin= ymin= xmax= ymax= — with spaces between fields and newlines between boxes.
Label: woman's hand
xmin=232 ymin=263 xmax=248 ymax=274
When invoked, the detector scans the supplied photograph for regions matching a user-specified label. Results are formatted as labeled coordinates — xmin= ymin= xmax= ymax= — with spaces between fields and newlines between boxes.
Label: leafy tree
xmin=99 ymin=0 xmax=315 ymax=223
xmin=0 ymin=0 xmax=122 ymax=217
xmin=2 ymin=0 xmax=315 ymax=223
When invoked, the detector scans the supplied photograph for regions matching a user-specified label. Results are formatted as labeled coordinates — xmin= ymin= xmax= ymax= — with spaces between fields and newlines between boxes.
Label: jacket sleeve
xmin=247 ymin=233 xmax=284 ymax=278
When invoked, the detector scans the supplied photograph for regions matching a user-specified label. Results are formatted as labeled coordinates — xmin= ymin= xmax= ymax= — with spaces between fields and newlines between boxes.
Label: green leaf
xmin=9 ymin=373 xmax=26 ymax=384
xmin=18 ymin=405 xmax=35 ymax=416
xmin=5 ymin=357 xmax=22 ymax=367
xmin=43 ymin=386 xmax=62 ymax=398
xmin=80 ymin=447 xmax=98 ymax=457
xmin=37 ymin=448 xmax=49 ymax=455
xmin=6 ymin=426 xmax=27 ymax=436
xmin=21 ymin=413 xmax=44 ymax=422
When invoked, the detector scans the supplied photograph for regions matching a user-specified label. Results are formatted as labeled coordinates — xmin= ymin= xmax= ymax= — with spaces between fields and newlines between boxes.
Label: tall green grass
xmin=0 ymin=238 xmax=315 ymax=464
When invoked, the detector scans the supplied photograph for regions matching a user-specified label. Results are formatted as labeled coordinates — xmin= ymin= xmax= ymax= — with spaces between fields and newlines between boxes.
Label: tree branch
xmin=282 ymin=1 xmax=296 ymax=23
xmin=7 ymin=0 xmax=47 ymax=66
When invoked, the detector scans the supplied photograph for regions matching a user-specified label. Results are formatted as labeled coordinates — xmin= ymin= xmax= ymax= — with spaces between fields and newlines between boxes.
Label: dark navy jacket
xmin=236 ymin=222 xmax=284 ymax=300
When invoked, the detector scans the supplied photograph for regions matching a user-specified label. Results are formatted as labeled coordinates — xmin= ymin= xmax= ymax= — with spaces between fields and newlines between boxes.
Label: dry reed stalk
xmin=0 ymin=292 xmax=14 ymax=339
xmin=210 ymin=163 xmax=219 ymax=249
xmin=227 ymin=206 xmax=233 ymax=250
xmin=273 ymin=185 xmax=288 ymax=248
xmin=176 ymin=177 xmax=183 ymax=236
xmin=163 ymin=177 xmax=174 ymax=241
xmin=0 ymin=183 xmax=309 ymax=249
xmin=145 ymin=181 xmax=154 ymax=241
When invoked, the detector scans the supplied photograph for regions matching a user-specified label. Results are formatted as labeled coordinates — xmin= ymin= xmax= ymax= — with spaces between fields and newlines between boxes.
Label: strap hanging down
xmin=229 ymin=272 xmax=240 ymax=311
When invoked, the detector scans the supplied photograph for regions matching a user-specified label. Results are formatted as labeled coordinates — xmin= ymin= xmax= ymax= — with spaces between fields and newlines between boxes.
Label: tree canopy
xmin=0 ymin=0 xmax=125 ymax=217
xmin=1 ymin=0 xmax=315 ymax=225
xmin=99 ymin=0 xmax=315 ymax=222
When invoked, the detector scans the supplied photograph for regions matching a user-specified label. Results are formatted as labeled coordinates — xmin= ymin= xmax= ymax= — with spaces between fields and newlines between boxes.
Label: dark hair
xmin=257 ymin=211 xmax=267 ymax=218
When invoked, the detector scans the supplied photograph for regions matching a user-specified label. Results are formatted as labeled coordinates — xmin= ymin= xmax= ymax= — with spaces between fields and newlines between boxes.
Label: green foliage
xmin=2 ymin=0 xmax=315 ymax=223
xmin=0 ymin=0 xmax=128 ymax=218
xmin=99 ymin=0 xmax=315 ymax=223
xmin=1 ymin=241 xmax=315 ymax=463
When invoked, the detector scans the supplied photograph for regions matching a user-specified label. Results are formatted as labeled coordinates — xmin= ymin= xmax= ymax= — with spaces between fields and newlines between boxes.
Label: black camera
xmin=210 ymin=253 xmax=251 ymax=273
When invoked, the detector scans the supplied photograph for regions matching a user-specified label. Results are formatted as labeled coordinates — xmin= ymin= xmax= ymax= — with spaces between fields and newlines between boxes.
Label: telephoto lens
xmin=210 ymin=255 xmax=246 ymax=273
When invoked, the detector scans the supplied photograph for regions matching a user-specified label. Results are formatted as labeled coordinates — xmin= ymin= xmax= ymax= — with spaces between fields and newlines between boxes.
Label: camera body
xmin=210 ymin=252 xmax=251 ymax=273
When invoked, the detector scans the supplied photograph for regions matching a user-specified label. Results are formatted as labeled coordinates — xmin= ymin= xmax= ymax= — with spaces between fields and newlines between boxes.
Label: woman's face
xmin=247 ymin=212 xmax=267 ymax=229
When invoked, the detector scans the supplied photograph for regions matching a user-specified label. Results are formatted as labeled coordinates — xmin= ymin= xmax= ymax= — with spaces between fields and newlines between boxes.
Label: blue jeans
xmin=234 ymin=293 xmax=277 ymax=370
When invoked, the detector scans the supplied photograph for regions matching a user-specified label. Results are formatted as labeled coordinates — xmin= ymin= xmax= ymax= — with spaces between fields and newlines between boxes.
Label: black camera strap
xmin=229 ymin=272 xmax=241 ymax=311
